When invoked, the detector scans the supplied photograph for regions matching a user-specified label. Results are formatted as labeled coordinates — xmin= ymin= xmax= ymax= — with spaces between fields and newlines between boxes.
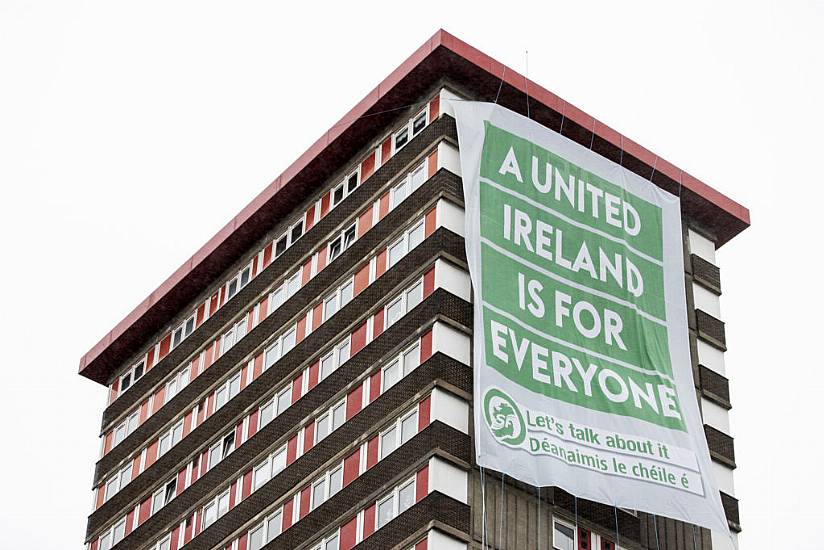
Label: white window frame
xmin=322 ymin=277 xmax=355 ymax=322
xmin=327 ymin=223 xmax=357 ymax=263
xmin=171 ymin=313 xmax=196 ymax=350
xmin=319 ymin=336 xmax=351 ymax=383
xmin=379 ymin=408 xmax=419 ymax=460
xmin=226 ymin=263 xmax=253 ymax=302
xmin=384 ymin=278 xmax=423 ymax=329
xmin=376 ymin=475 xmax=416 ymax=529
xmin=104 ymin=462 xmax=133 ymax=502
xmin=150 ymin=535 xmax=172 ymax=550
xmin=165 ymin=365 xmax=191 ymax=403
xmin=252 ymin=444 xmax=287 ymax=492
xmin=553 ymin=519 xmax=577 ymax=550
xmin=310 ymin=529 xmax=341 ymax=550
xmin=392 ymin=107 xmax=429 ymax=154
xmin=152 ymin=477 xmax=177 ymax=514
xmin=209 ymin=431 xmax=236 ymax=470
xmin=331 ymin=169 xmax=360 ymax=209
xmin=387 ymin=221 xmax=425 ymax=269
xmin=315 ymin=398 xmax=346 ymax=444
xmin=221 ymin=316 xmax=248 ymax=355
xmin=310 ymin=462 xmax=344 ymax=511
xmin=389 ymin=161 xmax=427 ymax=210
xmin=381 ymin=340 xmax=421 ymax=392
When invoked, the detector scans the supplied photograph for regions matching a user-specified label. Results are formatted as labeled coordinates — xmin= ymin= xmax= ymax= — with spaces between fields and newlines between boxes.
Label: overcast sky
xmin=1 ymin=1 xmax=821 ymax=548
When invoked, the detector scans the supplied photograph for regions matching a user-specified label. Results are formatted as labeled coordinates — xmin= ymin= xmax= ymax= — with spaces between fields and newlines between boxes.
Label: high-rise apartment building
xmin=81 ymin=30 xmax=748 ymax=550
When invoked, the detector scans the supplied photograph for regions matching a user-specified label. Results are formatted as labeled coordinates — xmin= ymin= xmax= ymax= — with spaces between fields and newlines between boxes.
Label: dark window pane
xmin=275 ymin=236 xmax=287 ymax=257
xmin=240 ymin=267 xmax=251 ymax=287
xmin=291 ymin=221 xmax=303 ymax=242
xmin=347 ymin=174 xmax=358 ymax=193
xmin=333 ymin=185 xmax=345 ymax=205
xmin=395 ymin=129 xmax=408 ymax=149
xmin=412 ymin=112 xmax=426 ymax=135
xmin=344 ymin=226 xmax=356 ymax=248
xmin=133 ymin=363 xmax=144 ymax=380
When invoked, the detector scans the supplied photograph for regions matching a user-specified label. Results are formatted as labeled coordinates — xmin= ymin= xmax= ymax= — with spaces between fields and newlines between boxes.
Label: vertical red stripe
xmin=420 ymin=330 xmax=433 ymax=362
xmin=292 ymin=371 xmax=303 ymax=403
xmin=343 ymin=449 xmax=360 ymax=486
xmin=375 ymin=250 xmax=387 ymax=279
xmin=146 ymin=347 xmax=155 ymax=371
xmin=253 ymin=353 xmax=263 ymax=381
xmin=125 ymin=509 xmax=135 ymax=536
xmin=369 ymin=372 xmax=381 ymax=404
xmin=366 ymin=437 xmax=379 ymax=469
xmin=282 ymin=500 xmax=294 ymax=530
xmin=242 ymin=470 xmax=253 ymax=500
xmin=286 ymin=435 xmax=298 ymax=464
xmin=304 ymin=423 xmax=315 ymax=454
xmin=262 ymin=243 xmax=273 ymax=269
xmin=299 ymin=486 xmax=311 ymax=518
xmin=176 ymin=467 xmax=186 ymax=494
xmin=381 ymin=138 xmax=392 ymax=165
xmin=312 ymin=303 xmax=323 ymax=331
xmin=578 ymin=528 xmax=591 ymax=550
xmin=258 ymin=295 xmax=268 ymax=320
xmin=139 ymin=400 xmax=149 ymax=424
xmin=302 ymin=258 xmax=312 ymax=285
xmin=346 ymin=385 xmax=363 ymax=420
xmin=305 ymin=204 xmax=316 ymax=231
xmin=363 ymin=504 xmax=376 ymax=538
xmin=95 ymin=484 xmax=105 ymax=509
xmin=358 ymin=206 xmax=373 ymax=237
xmin=416 ymin=465 xmax=429 ymax=502
xmin=145 ymin=441 xmax=158 ymax=469
xmin=308 ymin=361 xmax=319 ymax=390
xmin=182 ymin=411 xmax=193 ymax=437
xmin=320 ymin=192 xmax=331 ymax=218
xmin=354 ymin=263 xmax=370 ymax=296
xmin=423 ymin=267 xmax=435 ymax=298
xmin=373 ymin=310 xmax=384 ymax=339
xmin=169 ymin=526 xmax=181 ymax=550
xmin=132 ymin=454 xmax=141 ymax=477
xmin=228 ymin=480 xmax=238 ymax=509
xmin=425 ymin=207 xmax=437 ymax=237
xmin=138 ymin=497 xmax=151 ymax=524
xmin=418 ymin=395 xmax=431 ymax=431
xmin=154 ymin=386 xmax=166 ymax=410
xmin=234 ymin=422 xmax=243 ymax=448
xmin=427 ymin=149 xmax=438 ymax=178
xmin=378 ymin=192 xmax=390 ymax=220
xmin=316 ymin=249 xmax=327 ymax=272
xmin=340 ymin=517 xmax=358 ymax=550
xmin=360 ymin=151 xmax=376 ymax=181
xmin=108 ymin=379 xmax=119 ymax=403
xmin=351 ymin=322 xmax=367 ymax=355
xmin=251 ymin=255 xmax=259 ymax=277
xmin=103 ymin=432 xmax=113 ymax=456
xmin=237 ymin=533 xmax=248 ymax=550
xmin=248 ymin=410 xmax=259 ymax=439
xmin=158 ymin=334 xmax=171 ymax=359
xmin=428 ymin=95 xmax=440 ymax=122
xmin=415 ymin=538 xmax=429 ymax=550
xmin=296 ymin=315 xmax=307 ymax=343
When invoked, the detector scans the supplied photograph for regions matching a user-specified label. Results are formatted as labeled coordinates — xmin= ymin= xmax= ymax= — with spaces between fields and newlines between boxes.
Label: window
xmin=287 ymin=271 xmax=301 ymax=297
xmin=260 ymin=398 xmax=275 ymax=427
xmin=112 ymin=410 xmax=140 ymax=449
xmin=272 ymin=447 xmax=287 ymax=476
xmin=158 ymin=419 xmax=182 ymax=457
xmin=385 ymin=297 xmax=403 ymax=328
xmin=99 ymin=532 xmax=112 ymax=550
xmin=389 ymin=160 xmax=429 ymax=210
xmin=411 ymin=110 xmax=427 ymax=136
xmin=316 ymin=399 xmax=346 ymax=443
xmin=310 ymin=464 xmax=343 ymax=511
xmin=403 ymin=344 xmax=420 ymax=376
xmin=171 ymin=314 xmax=196 ymax=349
xmin=393 ymin=109 xmax=428 ymax=153
xmin=387 ymin=221 xmax=425 ymax=268
xmin=209 ymin=432 xmax=236 ymax=469
xmin=120 ymin=372 xmax=132 ymax=393
xmin=151 ymin=536 xmax=171 ymax=550
xmin=115 ymin=358 xmax=145 ymax=399
xmin=221 ymin=317 xmax=248 ymax=355
xmin=310 ymin=531 xmax=340 ymax=550
xmin=269 ymin=285 xmax=286 ymax=312
xmin=376 ymin=476 xmax=416 ymax=529
xmin=393 ymin=127 xmax=409 ymax=151
xmin=226 ymin=265 xmax=252 ymax=302
xmin=382 ymin=358 xmax=401 ymax=391
xmin=112 ymin=518 xmax=126 ymax=544
xmin=553 ymin=521 xmax=575 ymax=550
xmin=332 ymin=171 xmax=359 ymax=208
xmin=252 ymin=444 xmax=286 ymax=491
xmin=385 ymin=278 xmax=423 ymax=329
xmin=290 ymin=219 xmax=304 ymax=242
xmin=254 ymin=460 xmax=271 ymax=491
xmin=319 ymin=338 xmax=350 ymax=382
xmin=277 ymin=387 xmax=291 ymax=415
xmin=165 ymin=366 xmax=191 ymax=403
xmin=267 ymin=509 xmax=283 ymax=540
xmin=152 ymin=478 xmax=176 ymax=513
xmin=323 ymin=278 xmax=354 ymax=321
xmin=264 ymin=340 xmax=281 ymax=370
xmin=250 ymin=525 xmax=265 ymax=550
xmin=202 ymin=489 xmax=230 ymax=529
xmin=380 ymin=409 xmax=418 ymax=460
xmin=328 ymin=223 xmax=356 ymax=262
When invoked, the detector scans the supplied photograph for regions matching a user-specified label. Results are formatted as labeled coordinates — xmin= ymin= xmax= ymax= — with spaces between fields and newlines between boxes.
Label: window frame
xmin=315 ymin=398 xmax=346 ymax=444
xmin=327 ymin=223 xmax=357 ymax=263
xmin=392 ymin=107 xmax=429 ymax=154
xmin=381 ymin=340 xmax=421 ymax=392
xmin=552 ymin=519 xmax=577 ymax=550
xmin=310 ymin=462 xmax=344 ymax=511
xmin=379 ymin=408 xmax=419 ymax=460
xmin=376 ymin=475 xmax=417 ymax=529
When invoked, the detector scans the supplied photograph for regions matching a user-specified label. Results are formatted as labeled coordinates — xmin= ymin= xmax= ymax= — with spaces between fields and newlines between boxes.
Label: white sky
xmin=1 ymin=1 xmax=820 ymax=548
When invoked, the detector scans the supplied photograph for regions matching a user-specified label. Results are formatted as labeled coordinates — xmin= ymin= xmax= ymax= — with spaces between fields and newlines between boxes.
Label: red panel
xmin=258 ymin=296 xmax=268 ymax=320
xmin=378 ymin=192 xmax=390 ymax=220
xmin=145 ymin=441 xmax=158 ymax=469
xmin=287 ymin=435 xmax=298 ymax=464
xmin=363 ymin=503 xmax=376 ymax=538
xmin=109 ymin=379 xmax=118 ymax=403
xmin=423 ymin=267 xmax=435 ymax=298
xmin=183 ymin=516 xmax=194 ymax=544
xmin=346 ymin=385 xmax=363 ymax=420
xmin=239 ymin=364 xmax=249 ymax=392
xmin=373 ymin=310 xmax=384 ymax=339
xmin=91 ymin=539 xmax=99 ymax=550
xmin=197 ymin=399 xmax=206 ymax=426
xmin=177 ymin=466 xmax=187 ymax=494
xmin=302 ymin=258 xmax=312 ymax=285
xmin=209 ymin=292 xmax=219 ymax=316
xmin=253 ymin=353 xmax=263 ymax=380
xmin=316 ymin=249 xmax=327 ymax=272
xmin=139 ymin=399 xmax=149 ymax=424
xmin=375 ymin=250 xmax=387 ymax=279
xmin=308 ymin=361 xmax=320 ymax=390
xmin=416 ymin=465 xmax=429 ymax=501
xmin=305 ymin=204 xmax=316 ymax=231
xmin=415 ymin=538 xmax=429 ymax=550
xmin=248 ymin=410 xmax=259 ymax=439
xmin=218 ymin=286 xmax=225 ymax=308
xmin=420 ymin=330 xmax=433 ymax=362
xmin=360 ymin=151 xmax=376 ymax=181
xmin=428 ymin=95 xmax=440 ymax=123
xmin=103 ymin=432 xmax=113 ymax=456
xmin=427 ymin=149 xmax=438 ymax=178
xmin=251 ymin=254 xmax=259 ymax=278
xmin=170 ymin=526 xmax=181 ymax=550
xmin=366 ymin=436 xmax=379 ymax=469
xmin=343 ymin=449 xmax=360 ymax=486
xmin=146 ymin=347 xmax=156 ymax=371
xmin=381 ymin=138 xmax=392 ymax=166
xmin=154 ymin=386 xmax=166 ymax=410
xmin=369 ymin=372 xmax=381 ymax=404
xmin=357 ymin=207 xmax=373 ymax=240
xmin=158 ymin=334 xmax=171 ymax=359
xmin=203 ymin=343 xmax=215 ymax=370
xmin=601 ymin=539 xmax=615 ymax=550
xmin=207 ymin=393 xmax=215 ymax=417
xmin=282 ymin=499 xmax=294 ymax=530
xmin=190 ymin=454 xmax=200 ymax=483
xmin=351 ymin=322 xmax=367 ymax=355
xmin=292 ymin=371 xmax=303 ymax=403
xmin=312 ymin=303 xmax=323 ymax=331
xmin=425 ymin=207 xmax=437 ymax=237
xmin=242 ymin=470 xmax=253 ymax=500
xmin=320 ymin=192 xmax=331 ymax=218
xmin=235 ymin=422 xmax=243 ymax=448
xmin=304 ymin=423 xmax=315 ymax=454
xmin=189 ymin=356 xmax=200 ymax=381
xmin=138 ymin=497 xmax=151 ymax=524
xmin=299 ymin=485 xmax=311 ymax=518
xmin=238 ymin=534 xmax=248 ymax=550
xmin=125 ymin=508 xmax=135 ymax=536
xmin=340 ymin=517 xmax=358 ymax=550
xmin=354 ymin=263 xmax=370 ymax=297
xmin=296 ymin=315 xmax=307 ymax=343
xmin=182 ymin=411 xmax=193 ymax=438
xmin=193 ymin=511 xmax=200 ymax=537
xmin=132 ymin=454 xmax=142 ymax=477
xmin=262 ymin=242 xmax=273 ymax=269
xmin=578 ymin=527 xmax=591 ymax=550
xmin=95 ymin=484 xmax=105 ymax=509
xmin=418 ymin=395 xmax=431 ymax=431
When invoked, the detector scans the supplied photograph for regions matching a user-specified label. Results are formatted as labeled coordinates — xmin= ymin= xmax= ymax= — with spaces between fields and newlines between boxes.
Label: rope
xmin=494 ymin=64 xmax=508 ymax=105
xmin=653 ymin=515 xmax=661 ymax=550
xmin=613 ymin=506 xmax=621 ymax=549
xmin=481 ymin=466 xmax=487 ymax=549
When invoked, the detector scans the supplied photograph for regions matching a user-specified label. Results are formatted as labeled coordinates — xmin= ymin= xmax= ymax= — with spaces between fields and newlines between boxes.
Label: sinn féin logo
xmin=483 ymin=388 xmax=526 ymax=446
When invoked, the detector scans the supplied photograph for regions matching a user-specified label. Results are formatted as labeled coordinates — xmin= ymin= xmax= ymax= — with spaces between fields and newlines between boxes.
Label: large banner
xmin=453 ymin=101 xmax=729 ymax=533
